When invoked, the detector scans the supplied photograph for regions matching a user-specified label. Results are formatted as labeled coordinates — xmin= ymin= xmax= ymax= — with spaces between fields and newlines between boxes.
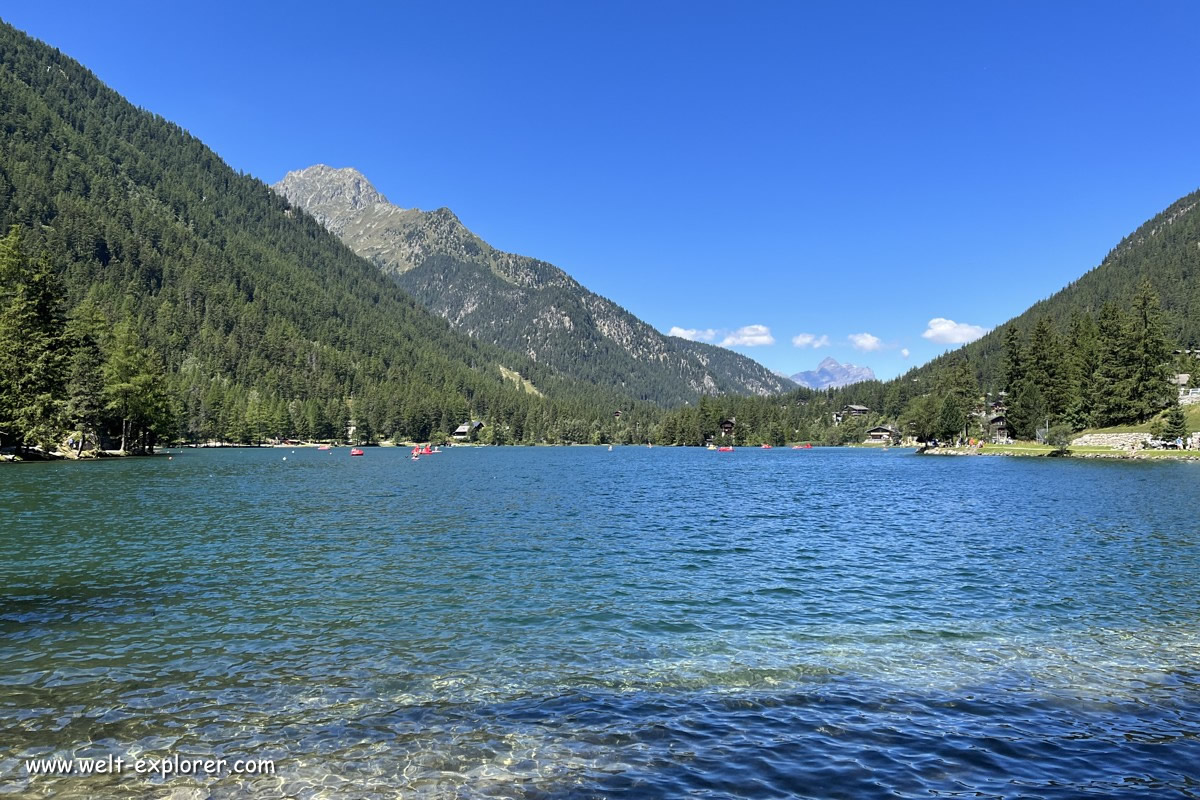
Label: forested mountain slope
xmin=890 ymin=189 xmax=1200 ymax=393
xmin=275 ymin=165 xmax=795 ymax=407
xmin=650 ymin=190 xmax=1199 ymax=447
xmin=0 ymin=19 xmax=644 ymax=450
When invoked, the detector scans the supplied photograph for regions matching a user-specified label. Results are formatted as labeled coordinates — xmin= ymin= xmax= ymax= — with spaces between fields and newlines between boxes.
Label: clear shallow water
xmin=1 ymin=446 xmax=1199 ymax=799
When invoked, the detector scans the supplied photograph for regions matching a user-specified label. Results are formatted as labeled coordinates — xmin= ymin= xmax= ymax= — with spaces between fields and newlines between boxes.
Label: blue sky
xmin=6 ymin=3 xmax=1200 ymax=380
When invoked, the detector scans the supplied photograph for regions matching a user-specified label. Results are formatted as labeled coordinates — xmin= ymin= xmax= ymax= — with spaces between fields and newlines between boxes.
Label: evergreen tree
xmin=1002 ymin=326 xmax=1026 ymax=394
xmin=1127 ymin=280 xmax=1173 ymax=420
xmin=64 ymin=301 xmax=108 ymax=453
xmin=1163 ymin=399 xmax=1189 ymax=442
xmin=1064 ymin=312 xmax=1100 ymax=429
xmin=1092 ymin=303 xmax=1136 ymax=427
xmin=936 ymin=392 xmax=967 ymax=441
xmin=1009 ymin=380 xmax=1047 ymax=440
xmin=1026 ymin=318 xmax=1066 ymax=417
xmin=101 ymin=321 xmax=174 ymax=453
xmin=0 ymin=226 xmax=68 ymax=454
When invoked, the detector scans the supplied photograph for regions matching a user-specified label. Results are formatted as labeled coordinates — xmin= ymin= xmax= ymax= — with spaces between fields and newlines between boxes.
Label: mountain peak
xmin=277 ymin=164 xmax=796 ymax=404
xmin=274 ymin=165 xmax=390 ymax=234
xmin=791 ymin=358 xmax=875 ymax=390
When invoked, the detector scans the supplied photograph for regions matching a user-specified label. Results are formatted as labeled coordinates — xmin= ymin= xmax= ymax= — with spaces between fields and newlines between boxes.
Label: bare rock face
xmin=274 ymin=165 xmax=795 ymax=406
xmin=275 ymin=165 xmax=389 ymax=237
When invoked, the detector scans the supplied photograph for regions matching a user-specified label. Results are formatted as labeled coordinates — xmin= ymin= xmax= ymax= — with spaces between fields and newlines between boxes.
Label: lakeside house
xmin=865 ymin=425 xmax=899 ymax=443
xmin=1171 ymin=374 xmax=1200 ymax=405
xmin=452 ymin=421 xmax=484 ymax=440
xmin=719 ymin=418 xmax=736 ymax=437
xmin=989 ymin=414 xmax=1010 ymax=442
xmin=833 ymin=405 xmax=870 ymax=425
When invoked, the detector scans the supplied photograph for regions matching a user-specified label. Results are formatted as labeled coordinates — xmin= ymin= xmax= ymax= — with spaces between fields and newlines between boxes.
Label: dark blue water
xmin=2 ymin=447 xmax=1199 ymax=798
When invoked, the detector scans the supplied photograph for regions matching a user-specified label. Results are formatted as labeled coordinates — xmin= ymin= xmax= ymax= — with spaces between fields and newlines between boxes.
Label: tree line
xmin=650 ymin=282 xmax=1187 ymax=448
xmin=0 ymin=226 xmax=172 ymax=455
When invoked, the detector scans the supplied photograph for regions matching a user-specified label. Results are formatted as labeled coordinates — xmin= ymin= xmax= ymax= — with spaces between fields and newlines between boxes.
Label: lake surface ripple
xmin=2 ymin=447 xmax=1199 ymax=798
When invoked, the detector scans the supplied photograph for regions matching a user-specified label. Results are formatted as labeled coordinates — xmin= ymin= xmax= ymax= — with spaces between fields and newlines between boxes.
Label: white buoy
xmin=282 ymin=457 xmax=287 ymax=461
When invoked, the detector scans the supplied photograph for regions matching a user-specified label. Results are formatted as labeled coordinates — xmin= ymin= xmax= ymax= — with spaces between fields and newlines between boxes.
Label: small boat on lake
xmin=317 ymin=444 xmax=330 ymax=451
xmin=760 ymin=444 xmax=773 ymax=449
xmin=350 ymin=448 xmax=364 ymax=456
xmin=718 ymin=446 xmax=734 ymax=452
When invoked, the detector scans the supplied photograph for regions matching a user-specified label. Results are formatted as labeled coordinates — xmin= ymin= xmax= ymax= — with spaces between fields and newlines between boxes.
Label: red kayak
xmin=350 ymin=448 xmax=364 ymax=456
xmin=718 ymin=446 xmax=734 ymax=452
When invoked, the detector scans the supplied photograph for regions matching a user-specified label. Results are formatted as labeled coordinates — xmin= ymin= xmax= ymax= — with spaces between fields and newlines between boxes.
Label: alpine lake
xmin=2 ymin=446 xmax=1199 ymax=799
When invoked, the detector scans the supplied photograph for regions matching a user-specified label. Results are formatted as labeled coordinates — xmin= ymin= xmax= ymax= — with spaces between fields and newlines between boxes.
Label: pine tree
xmin=1064 ymin=312 xmax=1100 ymax=429
xmin=1026 ymin=318 xmax=1067 ymax=417
xmin=1010 ymin=380 xmax=1047 ymax=440
xmin=1163 ymin=399 xmax=1189 ymax=442
xmin=0 ymin=226 xmax=68 ymax=454
xmin=64 ymin=301 xmax=108 ymax=454
xmin=1002 ymin=326 xmax=1026 ymax=393
xmin=1127 ymin=280 xmax=1173 ymax=421
xmin=101 ymin=320 xmax=174 ymax=453
xmin=1092 ymin=302 xmax=1136 ymax=427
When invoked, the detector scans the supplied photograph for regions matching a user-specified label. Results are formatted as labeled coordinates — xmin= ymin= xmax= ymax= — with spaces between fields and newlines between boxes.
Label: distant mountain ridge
xmin=790 ymin=357 xmax=876 ymax=389
xmin=274 ymin=165 xmax=795 ymax=406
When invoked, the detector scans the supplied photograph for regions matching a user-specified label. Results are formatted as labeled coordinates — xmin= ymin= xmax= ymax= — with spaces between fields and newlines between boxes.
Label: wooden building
xmin=865 ymin=425 xmax=899 ymax=443
xmin=452 ymin=421 xmax=484 ymax=440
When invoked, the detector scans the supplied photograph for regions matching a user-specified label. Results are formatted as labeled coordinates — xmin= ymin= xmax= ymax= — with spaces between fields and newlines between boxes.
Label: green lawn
xmin=980 ymin=442 xmax=1055 ymax=454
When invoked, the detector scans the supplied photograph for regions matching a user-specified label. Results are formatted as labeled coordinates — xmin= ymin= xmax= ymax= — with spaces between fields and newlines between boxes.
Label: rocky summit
xmin=275 ymin=166 xmax=794 ymax=406
xmin=790 ymin=357 xmax=876 ymax=390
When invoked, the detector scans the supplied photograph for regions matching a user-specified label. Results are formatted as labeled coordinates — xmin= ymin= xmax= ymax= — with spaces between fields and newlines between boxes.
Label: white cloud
xmin=848 ymin=332 xmax=882 ymax=352
xmin=668 ymin=326 xmax=717 ymax=342
xmin=922 ymin=318 xmax=988 ymax=345
xmin=721 ymin=324 xmax=776 ymax=347
xmin=901 ymin=348 xmax=910 ymax=358
xmin=791 ymin=333 xmax=830 ymax=349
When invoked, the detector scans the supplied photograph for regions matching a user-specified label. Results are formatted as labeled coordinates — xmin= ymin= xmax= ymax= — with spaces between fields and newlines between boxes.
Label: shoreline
xmin=921 ymin=446 xmax=1200 ymax=462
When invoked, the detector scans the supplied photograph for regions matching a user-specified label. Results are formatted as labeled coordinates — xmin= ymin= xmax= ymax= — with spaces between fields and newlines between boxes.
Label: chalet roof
xmin=989 ymin=415 xmax=1008 ymax=424
xmin=453 ymin=420 xmax=484 ymax=434
xmin=866 ymin=425 xmax=898 ymax=434
xmin=843 ymin=404 xmax=870 ymax=412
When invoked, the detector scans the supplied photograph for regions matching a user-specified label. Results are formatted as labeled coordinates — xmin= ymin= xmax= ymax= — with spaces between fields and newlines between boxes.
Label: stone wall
xmin=1070 ymin=432 xmax=1150 ymax=449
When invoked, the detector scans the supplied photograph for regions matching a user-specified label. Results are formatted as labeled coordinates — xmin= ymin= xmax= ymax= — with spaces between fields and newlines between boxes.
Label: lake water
xmin=2 ymin=447 xmax=1199 ymax=798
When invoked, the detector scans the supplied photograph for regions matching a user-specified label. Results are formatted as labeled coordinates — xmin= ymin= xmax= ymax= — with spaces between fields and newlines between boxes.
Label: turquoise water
xmin=1 ymin=446 xmax=1199 ymax=798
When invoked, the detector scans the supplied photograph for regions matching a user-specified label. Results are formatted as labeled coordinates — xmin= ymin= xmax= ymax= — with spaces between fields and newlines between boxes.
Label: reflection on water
xmin=1 ymin=448 xmax=1199 ymax=798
